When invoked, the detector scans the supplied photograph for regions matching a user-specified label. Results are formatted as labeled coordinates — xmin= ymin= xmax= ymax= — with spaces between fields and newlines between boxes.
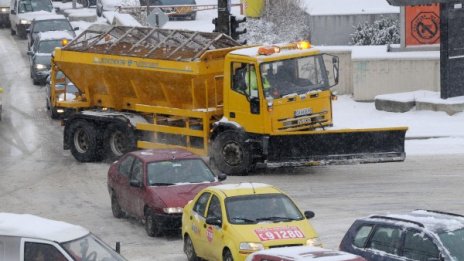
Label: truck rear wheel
xmin=212 ymin=130 xmax=251 ymax=175
xmin=104 ymin=123 xmax=136 ymax=161
xmin=69 ymin=120 xmax=102 ymax=162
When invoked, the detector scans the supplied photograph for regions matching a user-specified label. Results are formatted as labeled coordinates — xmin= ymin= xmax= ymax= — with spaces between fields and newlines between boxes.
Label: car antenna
xmin=251 ymin=182 xmax=256 ymax=194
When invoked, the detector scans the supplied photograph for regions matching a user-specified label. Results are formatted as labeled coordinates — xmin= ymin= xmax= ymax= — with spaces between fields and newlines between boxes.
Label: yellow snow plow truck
xmin=51 ymin=26 xmax=407 ymax=175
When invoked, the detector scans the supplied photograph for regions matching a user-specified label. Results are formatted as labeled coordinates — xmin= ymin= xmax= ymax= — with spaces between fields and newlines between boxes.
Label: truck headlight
xmin=0 ymin=7 xmax=9 ymax=13
xmin=35 ymin=64 xmax=47 ymax=70
xmin=306 ymin=237 xmax=322 ymax=247
xmin=239 ymin=242 xmax=264 ymax=252
xmin=20 ymin=19 xmax=30 ymax=24
xmin=163 ymin=207 xmax=183 ymax=214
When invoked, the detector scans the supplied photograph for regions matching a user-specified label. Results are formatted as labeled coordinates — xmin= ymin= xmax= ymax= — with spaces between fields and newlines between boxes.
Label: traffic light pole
xmin=214 ymin=0 xmax=231 ymax=35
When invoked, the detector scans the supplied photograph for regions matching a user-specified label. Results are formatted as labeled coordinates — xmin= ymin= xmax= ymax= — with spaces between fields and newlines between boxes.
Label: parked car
xmin=340 ymin=209 xmax=464 ymax=261
xmin=0 ymin=213 xmax=127 ymax=260
xmin=246 ymin=246 xmax=367 ymax=261
xmin=27 ymin=14 xmax=77 ymax=51
xmin=182 ymin=183 xmax=321 ymax=261
xmin=9 ymin=0 xmax=54 ymax=38
xmin=0 ymin=0 xmax=10 ymax=27
xmin=96 ymin=0 xmax=139 ymax=17
xmin=147 ymin=0 xmax=197 ymax=20
xmin=45 ymin=71 xmax=80 ymax=119
xmin=107 ymin=149 xmax=226 ymax=237
xmin=28 ymin=31 xmax=73 ymax=85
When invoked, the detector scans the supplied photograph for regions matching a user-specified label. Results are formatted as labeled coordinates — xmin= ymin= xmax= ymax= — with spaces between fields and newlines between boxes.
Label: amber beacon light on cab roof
xmin=49 ymin=26 xmax=408 ymax=175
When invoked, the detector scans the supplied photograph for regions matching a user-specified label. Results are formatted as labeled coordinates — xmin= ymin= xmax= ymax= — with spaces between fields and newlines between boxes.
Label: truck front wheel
xmin=104 ymin=123 xmax=136 ymax=161
xmin=212 ymin=130 xmax=251 ymax=175
xmin=69 ymin=120 xmax=102 ymax=162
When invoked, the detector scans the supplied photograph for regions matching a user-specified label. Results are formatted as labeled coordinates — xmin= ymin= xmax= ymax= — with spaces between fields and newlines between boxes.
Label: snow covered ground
xmin=45 ymin=0 xmax=464 ymax=157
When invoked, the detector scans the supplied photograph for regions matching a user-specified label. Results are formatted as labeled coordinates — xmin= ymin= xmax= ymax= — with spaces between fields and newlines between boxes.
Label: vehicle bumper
xmin=264 ymin=127 xmax=407 ymax=167
xmin=16 ymin=23 xmax=30 ymax=37
xmin=154 ymin=213 xmax=182 ymax=230
xmin=32 ymin=70 xmax=49 ymax=82
xmin=0 ymin=13 xmax=9 ymax=26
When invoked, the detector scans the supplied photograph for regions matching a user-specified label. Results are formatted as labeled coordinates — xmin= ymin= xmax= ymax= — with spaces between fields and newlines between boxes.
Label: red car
xmin=107 ymin=149 xmax=226 ymax=237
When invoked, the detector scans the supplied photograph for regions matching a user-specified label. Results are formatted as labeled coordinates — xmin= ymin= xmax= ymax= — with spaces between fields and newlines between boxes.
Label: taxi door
xmin=203 ymin=194 xmax=225 ymax=261
xmin=188 ymin=192 xmax=211 ymax=258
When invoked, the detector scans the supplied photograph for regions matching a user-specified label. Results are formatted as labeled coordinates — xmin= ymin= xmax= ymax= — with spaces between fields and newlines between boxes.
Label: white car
xmin=96 ymin=0 xmax=139 ymax=17
xmin=0 ymin=213 xmax=127 ymax=260
xmin=246 ymin=246 xmax=367 ymax=261
xmin=9 ymin=0 xmax=54 ymax=38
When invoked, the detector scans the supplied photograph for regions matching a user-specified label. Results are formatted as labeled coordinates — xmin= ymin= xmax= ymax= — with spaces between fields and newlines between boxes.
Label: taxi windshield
xmin=225 ymin=193 xmax=304 ymax=224
xmin=61 ymin=233 xmax=127 ymax=261
xmin=260 ymin=54 xmax=330 ymax=99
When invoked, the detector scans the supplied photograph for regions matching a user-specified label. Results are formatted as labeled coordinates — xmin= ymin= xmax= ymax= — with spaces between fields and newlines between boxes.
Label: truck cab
xmin=223 ymin=42 xmax=339 ymax=135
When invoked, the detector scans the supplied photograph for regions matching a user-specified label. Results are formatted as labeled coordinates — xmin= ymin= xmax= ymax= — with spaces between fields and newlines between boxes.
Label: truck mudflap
xmin=265 ymin=127 xmax=407 ymax=167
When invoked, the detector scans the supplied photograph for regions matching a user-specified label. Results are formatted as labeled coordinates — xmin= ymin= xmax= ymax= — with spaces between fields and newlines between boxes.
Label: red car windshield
xmin=147 ymin=159 xmax=216 ymax=186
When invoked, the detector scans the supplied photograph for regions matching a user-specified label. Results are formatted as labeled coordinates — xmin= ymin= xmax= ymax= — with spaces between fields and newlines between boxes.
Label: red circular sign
xmin=411 ymin=12 xmax=440 ymax=44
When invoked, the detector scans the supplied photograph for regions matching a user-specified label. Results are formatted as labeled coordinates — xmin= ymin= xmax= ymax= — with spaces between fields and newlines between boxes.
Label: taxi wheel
xmin=223 ymin=249 xmax=234 ymax=261
xmin=145 ymin=210 xmax=162 ymax=237
xmin=184 ymin=235 xmax=198 ymax=261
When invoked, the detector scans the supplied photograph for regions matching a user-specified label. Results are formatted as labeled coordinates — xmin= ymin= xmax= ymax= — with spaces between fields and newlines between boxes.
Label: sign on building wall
xmin=405 ymin=4 xmax=440 ymax=46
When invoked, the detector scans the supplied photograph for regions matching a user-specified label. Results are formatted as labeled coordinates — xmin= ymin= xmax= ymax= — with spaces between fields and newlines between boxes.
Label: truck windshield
xmin=62 ymin=233 xmax=127 ymax=261
xmin=260 ymin=54 xmax=330 ymax=99
xmin=18 ymin=0 xmax=52 ymax=13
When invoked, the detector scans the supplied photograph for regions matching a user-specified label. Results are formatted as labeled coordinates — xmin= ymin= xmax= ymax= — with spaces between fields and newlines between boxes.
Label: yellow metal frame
xmin=135 ymin=104 xmax=222 ymax=156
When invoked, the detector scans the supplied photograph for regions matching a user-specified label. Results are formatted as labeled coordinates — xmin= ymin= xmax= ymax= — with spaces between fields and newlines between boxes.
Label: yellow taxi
xmin=181 ymin=183 xmax=321 ymax=261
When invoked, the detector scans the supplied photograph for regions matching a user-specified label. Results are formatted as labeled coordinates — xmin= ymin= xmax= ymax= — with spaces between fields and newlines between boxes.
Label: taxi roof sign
xmin=387 ymin=0 xmax=461 ymax=5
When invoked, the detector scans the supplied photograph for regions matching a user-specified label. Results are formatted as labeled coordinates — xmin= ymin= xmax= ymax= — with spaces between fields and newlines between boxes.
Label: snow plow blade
xmin=266 ymin=127 xmax=407 ymax=167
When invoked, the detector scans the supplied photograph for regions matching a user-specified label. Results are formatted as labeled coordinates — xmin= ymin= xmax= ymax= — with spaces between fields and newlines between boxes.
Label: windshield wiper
xmin=151 ymin=183 xmax=175 ymax=186
xmin=231 ymin=217 xmax=256 ymax=224
xmin=256 ymin=216 xmax=296 ymax=222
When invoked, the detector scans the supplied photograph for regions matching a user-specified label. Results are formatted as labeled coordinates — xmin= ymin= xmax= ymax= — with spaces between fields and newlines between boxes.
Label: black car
xmin=27 ymin=15 xmax=77 ymax=51
xmin=28 ymin=31 xmax=73 ymax=85
xmin=340 ymin=210 xmax=464 ymax=261
xmin=0 ymin=0 xmax=10 ymax=28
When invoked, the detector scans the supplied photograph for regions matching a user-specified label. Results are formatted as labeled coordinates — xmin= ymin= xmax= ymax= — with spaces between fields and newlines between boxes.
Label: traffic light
xmin=230 ymin=15 xmax=247 ymax=43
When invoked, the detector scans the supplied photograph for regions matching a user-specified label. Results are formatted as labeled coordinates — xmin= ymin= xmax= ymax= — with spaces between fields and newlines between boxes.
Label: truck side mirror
xmin=250 ymin=97 xmax=260 ymax=114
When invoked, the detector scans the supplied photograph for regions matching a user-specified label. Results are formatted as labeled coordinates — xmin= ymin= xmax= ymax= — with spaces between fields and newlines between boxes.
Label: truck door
xmin=227 ymin=62 xmax=265 ymax=133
